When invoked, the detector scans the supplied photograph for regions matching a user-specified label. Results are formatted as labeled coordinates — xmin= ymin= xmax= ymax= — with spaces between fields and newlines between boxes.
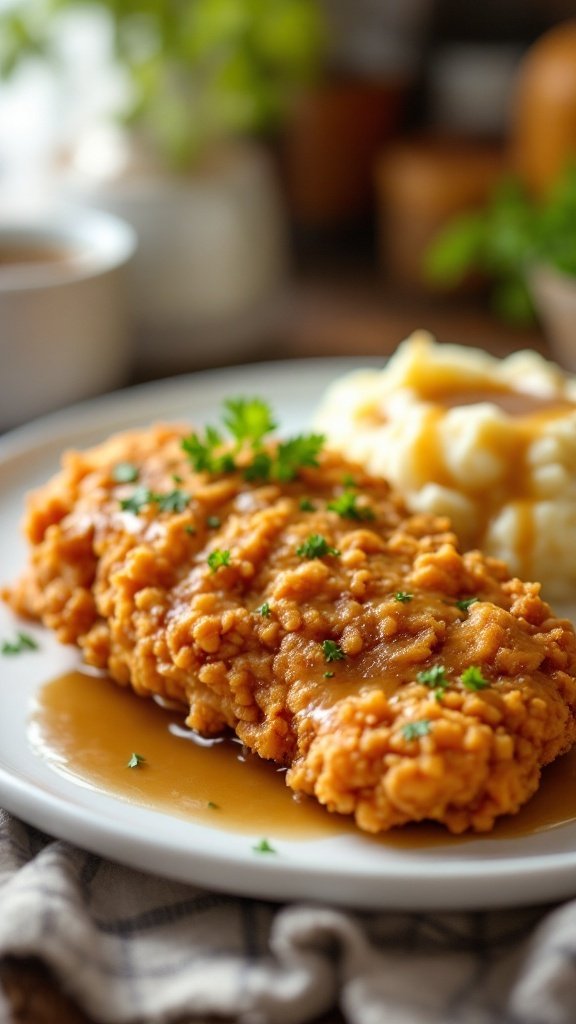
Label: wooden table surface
xmin=0 ymin=279 xmax=549 ymax=1024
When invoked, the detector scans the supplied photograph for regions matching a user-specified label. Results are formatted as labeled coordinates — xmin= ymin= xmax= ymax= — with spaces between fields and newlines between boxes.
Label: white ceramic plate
xmin=2 ymin=357 xmax=576 ymax=912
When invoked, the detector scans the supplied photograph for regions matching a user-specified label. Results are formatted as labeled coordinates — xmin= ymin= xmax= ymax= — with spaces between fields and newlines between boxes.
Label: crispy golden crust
xmin=6 ymin=424 xmax=576 ymax=833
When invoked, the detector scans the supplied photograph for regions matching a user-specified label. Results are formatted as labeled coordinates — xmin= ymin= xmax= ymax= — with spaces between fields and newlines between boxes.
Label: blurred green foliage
xmin=0 ymin=0 xmax=325 ymax=168
xmin=425 ymin=165 xmax=576 ymax=324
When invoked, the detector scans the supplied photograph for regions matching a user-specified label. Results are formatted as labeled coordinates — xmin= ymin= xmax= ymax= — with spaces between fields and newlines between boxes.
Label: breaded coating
xmin=6 ymin=425 xmax=576 ymax=833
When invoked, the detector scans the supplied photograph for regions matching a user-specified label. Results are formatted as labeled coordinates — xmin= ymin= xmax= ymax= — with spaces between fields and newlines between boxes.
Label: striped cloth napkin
xmin=0 ymin=808 xmax=574 ymax=1024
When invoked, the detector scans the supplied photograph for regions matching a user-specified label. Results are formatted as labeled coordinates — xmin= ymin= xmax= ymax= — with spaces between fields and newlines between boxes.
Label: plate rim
xmin=2 ymin=355 xmax=576 ymax=911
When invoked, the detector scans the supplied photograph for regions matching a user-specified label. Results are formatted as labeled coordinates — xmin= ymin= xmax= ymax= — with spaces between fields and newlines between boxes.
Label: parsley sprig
xmin=322 ymin=639 xmax=345 ymax=663
xmin=328 ymin=490 xmax=374 ymax=521
xmin=181 ymin=398 xmax=324 ymax=483
xmin=120 ymin=487 xmax=190 ymax=514
xmin=415 ymin=662 xmax=490 ymax=698
xmin=296 ymin=534 xmax=340 ymax=559
xmin=208 ymin=549 xmax=231 ymax=573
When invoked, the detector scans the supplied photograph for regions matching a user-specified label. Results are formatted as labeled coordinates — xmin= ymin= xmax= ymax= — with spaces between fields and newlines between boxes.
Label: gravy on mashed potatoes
xmin=315 ymin=331 xmax=576 ymax=601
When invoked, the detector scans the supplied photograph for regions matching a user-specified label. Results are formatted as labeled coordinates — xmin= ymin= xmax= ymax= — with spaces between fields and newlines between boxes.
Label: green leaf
xmin=127 ymin=752 xmax=146 ymax=768
xmin=328 ymin=490 xmax=374 ymax=521
xmin=1 ymin=631 xmax=39 ymax=655
xmin=112 ymin=462 xmax=139 ymax=484
xmin=274 ymin=434 xmax=325 ymax=482
xmin=321 ymin=640 xmax=345 ymax=663
xmin=223 ymin=397 xmax=277 ymax=446
xmin=402 ymin=720 xmax=431 ymax=741
xmin=424 ymin=214 xmax=487 ymax=286
xmin=208 ymin=548 xmax=231 ymax=572
xmin=296 ymin=534 xmax=340 ymax=559
xmin=460 ymin=666 xmax=489 ymax=691
xmin=253 ymin=837 xmax=276 ymax=854
xmin=395 ymin=591 xmax=413 ymax=603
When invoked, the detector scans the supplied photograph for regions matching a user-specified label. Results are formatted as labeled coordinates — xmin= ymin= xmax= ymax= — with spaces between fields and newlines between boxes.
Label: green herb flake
xmin=112 ymin=462 xmax=139 ymax=484
xmin=460 ymin=665 xmax=489 ymax=691
xmin=455 ymin=597 xmax=480 ymax=613
xmin=296 ymin=534 xmax=340 ymax=559
xmin=257 ymin=602 xmax=271 ymax=617
xmin=1 ymin=631 xmax=39 ymax=655
xmin=208 ymin=549 xmax=231 ymax=573
xmin=323 ymin=670 xmax=335 ymax=678
xmin=402 ymin=720 xmax=431 ymax=741
xmin=328 ymin=490 xmax=374 ymax=521
xmin=417 ymin=665 xmax=448 ymax=688
xmin=299 ymin=498 xmax=315 ymax=512
xmin=253 ymin=838 xmax=277 ymax=854
xmin=274 ymin=434 xmax=325 ymax=482
xmin=322 ymin=640 xmax=345 ymax=663
xmin=184 ymin=524 xmax=197 ymax=535
xmin=207 ymin=801 xmax=220 ymax=810
xmin=155 ymin=489 xmax=190 ymax=514
xmin=342 ymin=474 xmax=357 ymax=488
xmin=172 ymin=473 xmax=184 ymax=484
xmin=120 ymin=486 xmax=154 ymax=513
xmin=395 ymin=591 xmax=414 ymax=604
xmin=206 ymin=515 xmax=221 ymax=529
xmin=127 ymin=752 xmax=145 ymax=769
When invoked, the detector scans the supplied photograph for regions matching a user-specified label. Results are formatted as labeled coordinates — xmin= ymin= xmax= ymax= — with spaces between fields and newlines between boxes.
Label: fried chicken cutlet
xmin=6 ymin=420 xmax=576 ymax=834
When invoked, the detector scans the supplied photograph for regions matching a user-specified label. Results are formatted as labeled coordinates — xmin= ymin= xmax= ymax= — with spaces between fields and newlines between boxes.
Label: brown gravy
xmin=28 ymin=670 xmax=576 ymax=846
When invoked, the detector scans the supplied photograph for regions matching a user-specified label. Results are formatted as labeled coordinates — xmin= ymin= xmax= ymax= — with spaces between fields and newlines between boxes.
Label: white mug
xmin=0 ymin=206 xmax=136 ymax=431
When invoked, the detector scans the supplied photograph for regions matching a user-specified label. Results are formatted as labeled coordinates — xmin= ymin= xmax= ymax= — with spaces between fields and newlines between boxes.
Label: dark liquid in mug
xmin=0 ymin=243 xmax=79 ymax=269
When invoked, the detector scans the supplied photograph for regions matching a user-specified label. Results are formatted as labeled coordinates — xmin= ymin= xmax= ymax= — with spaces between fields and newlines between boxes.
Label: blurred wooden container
xmin=281 ymin=76 xmax=406 ymax=228
xmin=376 ymin=138 xmax=505 ymax=290
xmin=511 ymin=20 xmax=576 ymax=197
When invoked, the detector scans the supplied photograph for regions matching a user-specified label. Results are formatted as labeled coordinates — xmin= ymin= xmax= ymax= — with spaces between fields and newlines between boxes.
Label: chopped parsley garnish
xmin=323 ymin=670 xmax=335 ymax=678
xmin=208 ymin=549 xmax=231 ymax=572
xmin=299 ymin=498 xmax=315 ymax=512
xmin=253 ymin=838 xmax=276 ymax=854
xmin=455 ymin=597 xmax=480 ymax=613
xmin=328 ymin=490 xmax=374 ymax=521
xmin=155 ymin=489 xmax=190 ymax=513
xmin=182 ymin=428 xmax=235 ymax=475
xmin=120 ymin=486 xmax=154 ymax=513
xmin=1 ymin=631 xmax=39 ymax=655
xmin=296 ymin=534 xmax=340 ymax=559
xmin=207 ymin=801 xmax=220 ymax=810
xmin=206 ymin=515 xmax=221 ymax=529
xmin=275 ymin=434 xmax=325 ymax=481
xmin=395 ymin=591 xmax=414 ymax=603
xmin=402 ymin=720 xmax=431 ymax=741
xmin=172 ymin=473 xmax=184 ymax=484
xmin=223 ymin=397 xmax=277 ymax=445
xmin=417 ymin=665 xmax=448 ymax=688
xmin=257 ymin=602 xmax=271 ymax=617
xmin=127 ymin=752 xmax=145 ymax=768
xmin=112 ymin=461 xmax=139 ymax=484
xmin=181 ymin=399 xmax=324 ymax=483
xmin=184 ymin=524 xmax=197 ymax=535
xmin=460 ymin=665 xmax=489 ymax=691
xmin=120 ymin=487 xmax=190 ymax=515
xmin=322 ymin=640 xmax=345 ymax=663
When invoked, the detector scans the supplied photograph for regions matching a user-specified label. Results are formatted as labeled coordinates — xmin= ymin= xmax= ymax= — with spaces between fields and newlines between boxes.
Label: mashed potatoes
xmin=316 ymin=332 xmax=576 ymax=601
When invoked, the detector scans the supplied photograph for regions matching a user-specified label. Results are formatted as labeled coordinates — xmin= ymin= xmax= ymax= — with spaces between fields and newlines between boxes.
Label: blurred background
xmin=2 ymin=0 xmax=576 ymax=422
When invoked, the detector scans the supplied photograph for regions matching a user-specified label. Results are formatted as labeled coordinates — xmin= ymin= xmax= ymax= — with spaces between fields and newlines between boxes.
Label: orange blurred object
xmin=511 ymin=20 xmax=576 ymax=196
xmin=376 ymin=138 xmax=505 ymax=289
